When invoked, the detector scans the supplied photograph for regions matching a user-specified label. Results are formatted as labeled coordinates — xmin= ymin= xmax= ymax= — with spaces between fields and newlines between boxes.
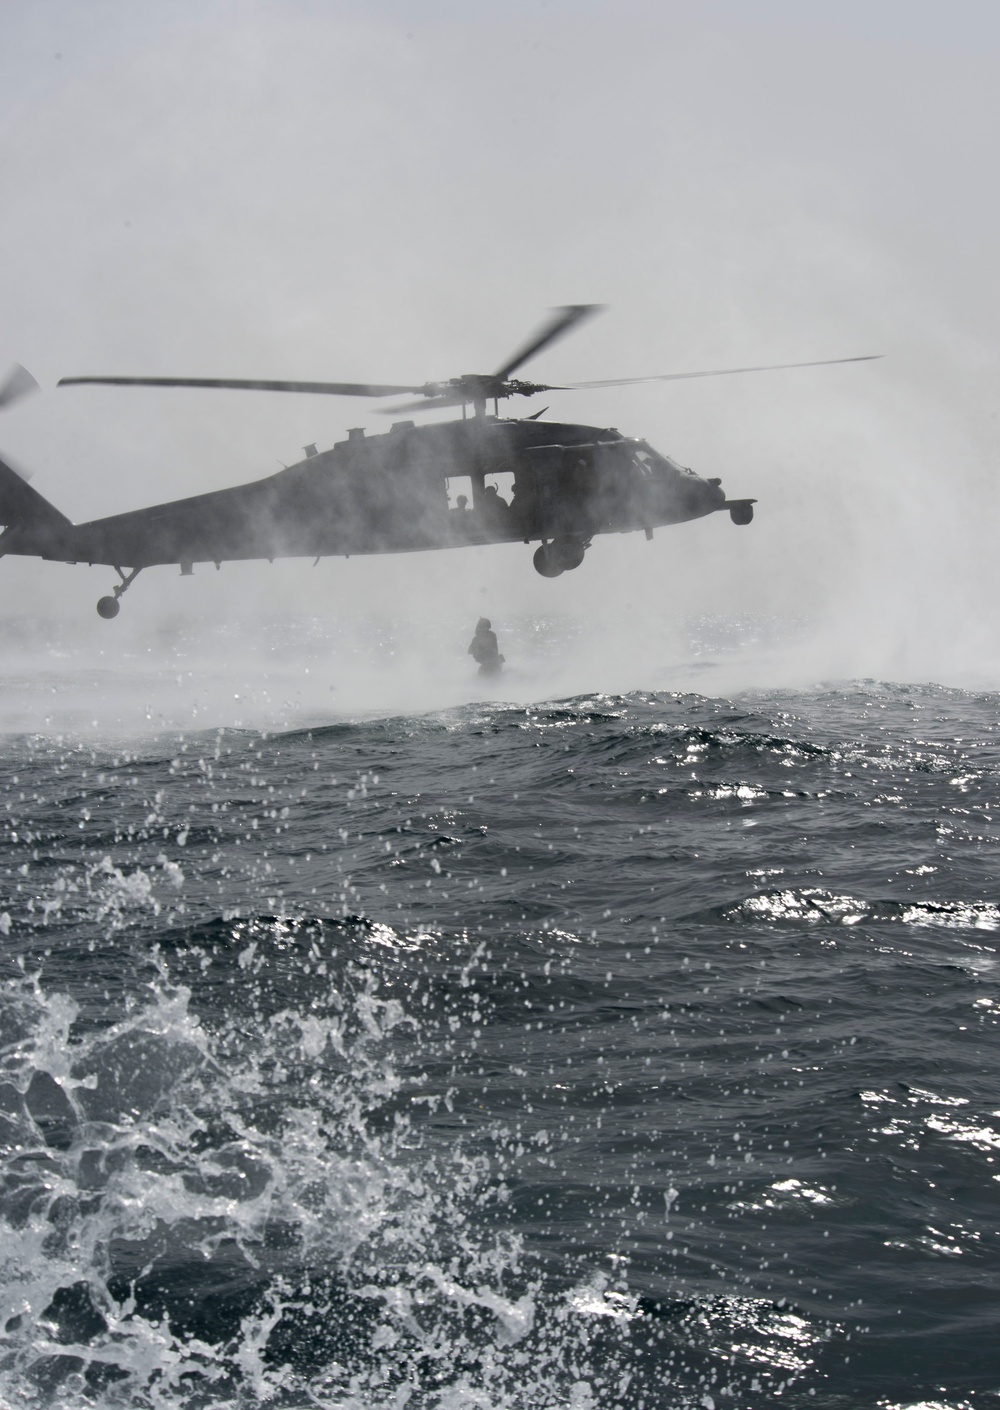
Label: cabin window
xmin=483 ymin=471 xmax=515 ymax=506
xmin=446 ymin=475 xmax=474 ymax=511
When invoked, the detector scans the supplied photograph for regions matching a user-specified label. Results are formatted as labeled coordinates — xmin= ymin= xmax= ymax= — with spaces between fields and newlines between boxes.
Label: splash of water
xmin=0 ymin=931 xmax=641 ymax=1409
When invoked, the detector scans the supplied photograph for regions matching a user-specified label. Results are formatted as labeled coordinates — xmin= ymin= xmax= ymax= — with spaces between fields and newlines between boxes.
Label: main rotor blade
xmin=568 ymin=353 xmax=881 ymax=390
xmin=57 ymin=375 xmax=426 ymax=397
xmin=0 ymin=364 xmax=39 ymax=411
xmin=494 ymin=304 xmax=604 ymax=381
xmin=380 ymin=394 xmax=467 ymax=416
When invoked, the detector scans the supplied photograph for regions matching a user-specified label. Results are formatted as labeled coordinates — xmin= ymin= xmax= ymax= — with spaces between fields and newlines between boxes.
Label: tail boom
xmin=0 ymin=455 xmax=75 ymax=561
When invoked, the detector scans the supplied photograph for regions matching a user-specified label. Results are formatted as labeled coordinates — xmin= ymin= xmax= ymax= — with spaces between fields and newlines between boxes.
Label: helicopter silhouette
xmin=0 ymin=306 xmax=877 ymax=618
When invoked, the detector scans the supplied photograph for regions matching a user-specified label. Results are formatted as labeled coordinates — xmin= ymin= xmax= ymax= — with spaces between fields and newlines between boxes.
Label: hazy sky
xmin=1 ymin=1 xmax=999 ymax=686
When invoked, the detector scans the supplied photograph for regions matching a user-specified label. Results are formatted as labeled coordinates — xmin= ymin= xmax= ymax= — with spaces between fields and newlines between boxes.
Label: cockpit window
xmin=634 ymin=441 xmax=695 ymax=477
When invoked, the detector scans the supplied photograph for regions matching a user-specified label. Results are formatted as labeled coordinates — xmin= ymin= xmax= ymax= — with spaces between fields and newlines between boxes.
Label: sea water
xmin=0 ymin=622 xmax=997 ymax=1408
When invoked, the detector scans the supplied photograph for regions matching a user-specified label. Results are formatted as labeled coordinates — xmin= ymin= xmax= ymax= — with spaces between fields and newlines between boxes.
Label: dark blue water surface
xmin=0 ymin=681 xmax=998 ymax=1408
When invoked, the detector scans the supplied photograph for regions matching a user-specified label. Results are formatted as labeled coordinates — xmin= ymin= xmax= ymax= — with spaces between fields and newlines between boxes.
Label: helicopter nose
xmin=704 ymin=476 xmax=726 ymax=507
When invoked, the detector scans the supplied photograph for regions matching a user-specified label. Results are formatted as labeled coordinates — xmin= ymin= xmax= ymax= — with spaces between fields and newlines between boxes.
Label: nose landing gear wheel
xmin=96 ymin=596 xmax=120 ymax=619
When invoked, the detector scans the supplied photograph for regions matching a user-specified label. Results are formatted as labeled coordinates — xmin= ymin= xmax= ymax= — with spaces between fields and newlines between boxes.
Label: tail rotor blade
xmin=0 ymin=364 xmax=39 ymax=412
xmin=0 ymin=450 xmax=34 ymax=484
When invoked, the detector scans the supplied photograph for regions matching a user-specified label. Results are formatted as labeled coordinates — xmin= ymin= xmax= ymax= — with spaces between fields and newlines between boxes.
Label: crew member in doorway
xmin=477 ymin=483 xmax=514 ymax=534
xmin=469 ymin=617 xmax=504 ymax=676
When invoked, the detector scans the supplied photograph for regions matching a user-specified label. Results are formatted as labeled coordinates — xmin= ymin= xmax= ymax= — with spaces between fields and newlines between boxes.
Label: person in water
xmin=469 ymin=617 xmax=504 ymax=676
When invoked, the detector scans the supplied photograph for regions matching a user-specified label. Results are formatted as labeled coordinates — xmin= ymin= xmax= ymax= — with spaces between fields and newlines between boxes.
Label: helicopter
xmin=0 ymin=306 xmax=877 ymax=618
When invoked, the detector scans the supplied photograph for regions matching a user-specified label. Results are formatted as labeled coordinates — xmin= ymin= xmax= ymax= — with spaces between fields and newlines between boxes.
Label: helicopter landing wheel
xmin=729 ymin=501 xmax=754 ymax=526
xmin=96 ymin=565 xmax=143 ymax=619
xmin=533 ymin=542 xmax=564 ymax=578
xmin=553 ymin=536 xmax=586 ymax=571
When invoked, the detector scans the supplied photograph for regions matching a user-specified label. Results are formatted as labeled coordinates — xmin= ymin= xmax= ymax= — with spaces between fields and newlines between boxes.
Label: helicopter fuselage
xmin=0 ymin=416 xmax=746 ymax=579
xmin=0 ymin=300 xmax=879 ymax=613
